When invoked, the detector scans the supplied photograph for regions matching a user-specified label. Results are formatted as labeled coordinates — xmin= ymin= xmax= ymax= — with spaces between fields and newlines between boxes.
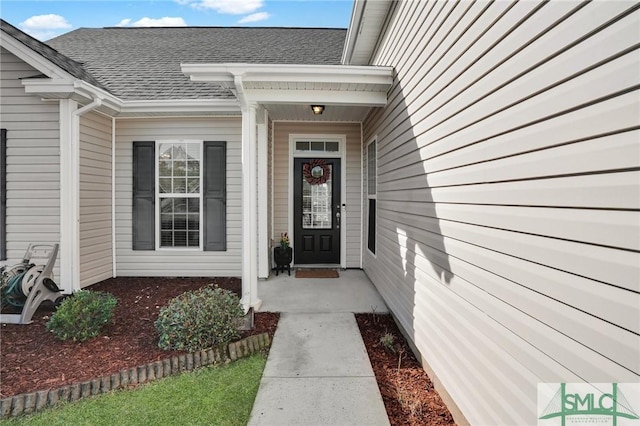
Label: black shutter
xmin=132 ymin=141 xmax=155 ymax=250
xmin=0 ymin=129 xmax=6 ymax=260
xmin=368 ymin=199 xmax=376 ymax=254
xmin=203 ymin=141 xmax=226 ymax=251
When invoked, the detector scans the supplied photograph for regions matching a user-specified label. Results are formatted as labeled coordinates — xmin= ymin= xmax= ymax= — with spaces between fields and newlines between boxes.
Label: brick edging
xmin=0 ymin=332 xmax=271 ymax=419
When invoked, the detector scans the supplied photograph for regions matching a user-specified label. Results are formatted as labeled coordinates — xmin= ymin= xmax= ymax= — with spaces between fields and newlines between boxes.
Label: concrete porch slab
xmin=257 ymin=269 xmax=388 ymax=314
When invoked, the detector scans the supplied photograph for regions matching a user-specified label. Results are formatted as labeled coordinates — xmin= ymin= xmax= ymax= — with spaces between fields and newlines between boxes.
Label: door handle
xmin=336 ymin=205 xmax=341 ymax=229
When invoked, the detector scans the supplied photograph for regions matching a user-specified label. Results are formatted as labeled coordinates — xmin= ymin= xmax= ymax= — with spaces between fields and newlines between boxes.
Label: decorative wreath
xmin=303 ymin=159 xmax=331 ymax=185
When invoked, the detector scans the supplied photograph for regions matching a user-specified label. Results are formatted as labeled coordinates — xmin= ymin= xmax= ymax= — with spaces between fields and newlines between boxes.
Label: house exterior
xmin=1 ymin=0 xmax=639 ymax=424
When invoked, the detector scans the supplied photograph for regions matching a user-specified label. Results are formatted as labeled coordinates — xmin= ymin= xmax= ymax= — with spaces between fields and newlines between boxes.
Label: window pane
xmin=188 ymin=232 xmax=199 ymax=247
xmin=161 ymin=198 xmax=173 ymax=213
xmin=174 ymin=231 xmax=187 ymax=247
xmin=326 ymin=142 xmax=339 ymax=152
xmin=159 ymin=178 xmax=172 ymax=193
xmin=302 ymin=164 xmax=332 ymax=229
xmin=187 ymin=198 xmax=199 ymax=212
xmin=174 ymin=160 xmax=186 ymax=176
xmin=174 ymin=198 xmax=187 ymax=213
xmin=186 ymin=144 xmax=200 ymax=160
xmin=161 ymin=214 xmax=173 ymax=230
xmin=159 ymin=144 xmax=172 ymax=160
xmin=174 ymin=214 xmax=187 ymax=230
xmin=161 ymin=231 xmax=172 ymax=246
xmin=174 ymin=178 xmax=186 ymax=193
xmin=187 ymin=161 xmax=199 ymax=177
xmin=188 ymin=214 xmax=199 ymax=230
xmin=368 ymin=141 xmax=376 ymax=196
xmin=159 ymin=160 xmax=172 ymax=177
xmin=311 ymin=142 xmax=324 ymax=151
xmin=187 ymin=178 xmax=199 ymax=193
xmin=173 ymin=145 xmax=186 ymax=160
xmin=296 ymin=141 xmax=309 ymax=151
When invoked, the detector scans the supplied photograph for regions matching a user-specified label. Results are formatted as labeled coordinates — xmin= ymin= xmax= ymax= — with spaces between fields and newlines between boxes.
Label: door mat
xmin=295 ymin=269 xmax=339 ymax=278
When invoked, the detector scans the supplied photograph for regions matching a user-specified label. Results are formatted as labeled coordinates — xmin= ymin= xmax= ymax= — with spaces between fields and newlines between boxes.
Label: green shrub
xmin=379 ymin=332 xmax=396 ymax=353
xmin=46 ymin=290 xmax=117 ymax=342
xmin=155 ymin=286 xmax=243 ymax=352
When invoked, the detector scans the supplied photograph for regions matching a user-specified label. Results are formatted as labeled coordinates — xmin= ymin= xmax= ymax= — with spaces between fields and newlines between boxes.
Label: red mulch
xmin=356 ymin=313 xmax=456 ymax=426
xmin=0 ymin=277 xmax=278 ymax=399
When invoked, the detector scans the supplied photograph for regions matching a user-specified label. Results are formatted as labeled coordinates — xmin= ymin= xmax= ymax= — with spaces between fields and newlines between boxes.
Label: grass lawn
xmin=3 ymin=354 xmax=267 ymax=426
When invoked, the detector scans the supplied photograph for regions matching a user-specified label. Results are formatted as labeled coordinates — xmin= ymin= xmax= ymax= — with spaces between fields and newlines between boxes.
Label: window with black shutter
xmin=132 ymin=140 xmax=226 ymax=251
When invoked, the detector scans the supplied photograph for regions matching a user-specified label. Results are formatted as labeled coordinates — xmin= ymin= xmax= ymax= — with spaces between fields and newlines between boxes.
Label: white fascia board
xmin=22 ymin=78 xmax=75 ymax=96
xmin=182 ymin=63 xmax=393 ymax=86
xmin=245 ymin=89 xmax=388 ymax=106
xmin=120 ymin=99 xmax=241 ymax=115
xmin=74 ymin=80 xmax=241 ymax=116
xmin=0 ymin=31 xmax=70 ymax=80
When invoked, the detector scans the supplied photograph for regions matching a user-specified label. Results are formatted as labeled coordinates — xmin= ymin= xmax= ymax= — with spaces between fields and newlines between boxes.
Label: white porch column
xmin=241 ymin=103 xmax=262 ymax=312
xmin=257 ymin=108 xmax=269 ymax=278
xmin=59 ymin=99 xmax=77 ymax=293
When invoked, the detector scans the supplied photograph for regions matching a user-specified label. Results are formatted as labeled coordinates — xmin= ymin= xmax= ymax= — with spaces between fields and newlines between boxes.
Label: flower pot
xmin=274 ymin=246 xmax=292 ymax=276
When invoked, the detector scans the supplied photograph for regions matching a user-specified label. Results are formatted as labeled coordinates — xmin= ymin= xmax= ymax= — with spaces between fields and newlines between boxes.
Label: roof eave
xmin=182 ymin=63 xmax=393 ymax=107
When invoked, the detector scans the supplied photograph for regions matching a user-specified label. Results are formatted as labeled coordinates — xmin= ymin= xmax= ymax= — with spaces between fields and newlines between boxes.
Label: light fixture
xmin=311 ymin=105 xmax=325 ymax=115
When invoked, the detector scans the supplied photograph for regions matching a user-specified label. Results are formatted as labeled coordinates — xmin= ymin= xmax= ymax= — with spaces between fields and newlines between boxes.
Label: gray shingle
xmin=46 ymin=26 xmax=347 ymax=100
xmin=0 ymin=19 xmax=106 ymax=90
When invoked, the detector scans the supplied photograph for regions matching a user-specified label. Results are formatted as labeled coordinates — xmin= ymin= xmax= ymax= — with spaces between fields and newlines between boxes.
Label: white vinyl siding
xmin=272 ymin=122 xmax=362 ymax=268
xmin=115 ymin=117 xmax=242 ymax=276
xmin=363 ymin=1 xmax=640 ymax=424
xmin=79 ymin=111 xmax=113 ymax=287
xmin=0 ymin=47 xmax=61 ymax=274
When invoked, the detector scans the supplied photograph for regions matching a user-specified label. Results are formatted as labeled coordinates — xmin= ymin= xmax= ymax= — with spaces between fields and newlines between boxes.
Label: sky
xmin=0 ymin=0 xmax=355 ymax=41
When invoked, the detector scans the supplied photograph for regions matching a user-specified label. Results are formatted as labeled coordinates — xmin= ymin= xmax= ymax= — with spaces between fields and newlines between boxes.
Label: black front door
xmin=293 ymin=158 xmax=341 ymax=264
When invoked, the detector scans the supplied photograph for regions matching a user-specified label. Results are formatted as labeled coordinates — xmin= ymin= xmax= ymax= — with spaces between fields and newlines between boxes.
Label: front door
xmin=293 ymin=158 xmax=341 ymax=264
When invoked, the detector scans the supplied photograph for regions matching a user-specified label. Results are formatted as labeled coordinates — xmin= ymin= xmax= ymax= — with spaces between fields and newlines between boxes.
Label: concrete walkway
xmin=248 ymin=270 xmax=390 ymax=426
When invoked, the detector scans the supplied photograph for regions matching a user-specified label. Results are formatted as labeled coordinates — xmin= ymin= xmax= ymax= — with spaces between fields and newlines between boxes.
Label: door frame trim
xmin=288 ymin=134 xmax=347 ymax=268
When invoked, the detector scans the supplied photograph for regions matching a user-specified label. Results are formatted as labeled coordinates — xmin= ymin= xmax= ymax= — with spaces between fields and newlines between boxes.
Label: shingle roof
xmin=46 ymin=26 xmax=347 ymax=100
xmin=0 ymin=19 xmax=105 ymax=90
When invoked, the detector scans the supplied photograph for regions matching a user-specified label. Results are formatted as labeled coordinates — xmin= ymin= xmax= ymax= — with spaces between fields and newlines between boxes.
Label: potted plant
xmin=274 ymin=233 xmax=292 ymax=276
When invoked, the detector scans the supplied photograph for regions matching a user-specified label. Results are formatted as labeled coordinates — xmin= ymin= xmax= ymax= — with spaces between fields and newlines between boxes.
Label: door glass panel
xmin=302 ymin=164 xmax=332 ymax=229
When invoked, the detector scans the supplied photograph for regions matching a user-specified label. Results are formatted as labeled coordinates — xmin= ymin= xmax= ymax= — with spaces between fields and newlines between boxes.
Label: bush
xmin=155 ymin=286 xmax=244 ymax=352
xmin=46 ymin=290 xmax=117 ymax=342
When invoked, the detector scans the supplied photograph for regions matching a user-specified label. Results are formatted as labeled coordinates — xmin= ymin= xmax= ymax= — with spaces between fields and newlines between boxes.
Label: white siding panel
xmin=0 ymin=47 xmax=61 ymax=275
xmin=79 ymin=111 xmax=113 ymax=287
xmin=362 ymin=1 xmax=640 ymax=424
xmin=272 ymin=122 xmax=362 ymax=268
xmin=115 ymin=117 xmax=242 ymax=276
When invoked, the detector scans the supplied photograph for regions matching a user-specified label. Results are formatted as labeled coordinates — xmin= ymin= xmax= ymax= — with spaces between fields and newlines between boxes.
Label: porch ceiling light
xmin=311 ymin=105 xmax=325 ymax=115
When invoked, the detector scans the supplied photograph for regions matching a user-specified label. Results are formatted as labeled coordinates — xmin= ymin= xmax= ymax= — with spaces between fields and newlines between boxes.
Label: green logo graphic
xmin=539 ymin=383 xmax=639 ymax=426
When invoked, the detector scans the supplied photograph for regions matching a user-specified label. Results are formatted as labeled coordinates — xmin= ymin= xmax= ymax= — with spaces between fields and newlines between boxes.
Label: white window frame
xmin=155 ymin=140 xmax=204 ymax=250
xmin=366 ymin=137 xmax=377 ymax=257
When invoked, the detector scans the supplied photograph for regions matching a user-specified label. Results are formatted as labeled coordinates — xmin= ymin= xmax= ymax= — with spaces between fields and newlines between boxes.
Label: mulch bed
xmin=0 ymin=277 xmax=278 ymax=399
xmin=2 ymin=277 xmax=456 ymax=425
xmin=356 ymin=313 xmax=456 ymax=426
